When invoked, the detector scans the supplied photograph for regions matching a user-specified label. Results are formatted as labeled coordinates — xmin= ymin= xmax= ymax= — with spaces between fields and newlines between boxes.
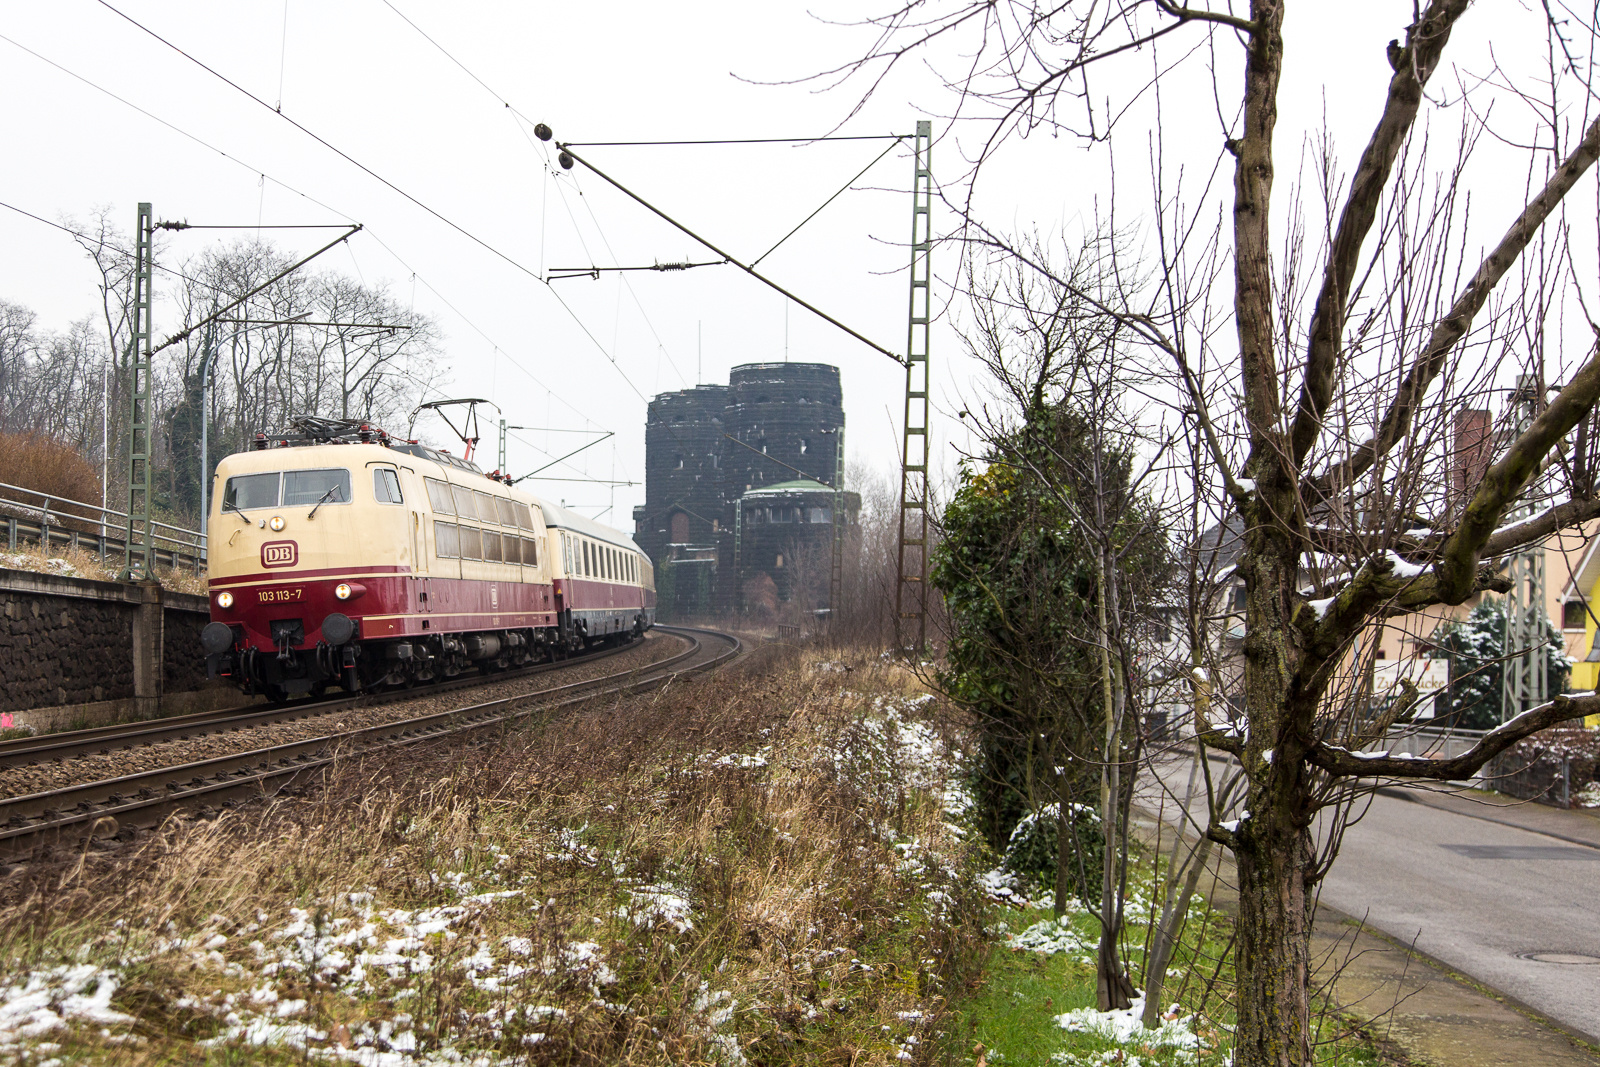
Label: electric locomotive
xmin=200 ymin=418 xmax=654 ymax=701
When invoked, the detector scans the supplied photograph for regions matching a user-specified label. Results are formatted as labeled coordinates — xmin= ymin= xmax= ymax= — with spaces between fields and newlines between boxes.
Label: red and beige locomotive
xmin=200 ymin=420 xmax=654 ymax=701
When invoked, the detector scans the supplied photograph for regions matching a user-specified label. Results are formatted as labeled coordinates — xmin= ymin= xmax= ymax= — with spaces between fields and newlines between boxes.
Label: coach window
xmin=284 ymin=468 xmax=351 ymax=507
xmin=482 ymin=530 xmax=502 ymax=562
xmin=458 ymin=526 xmax=483 ymax=560
xmin=434 ymin=521 xmax=460 ymax=558
xmin=495 ymin=497 xmax=518 ymax=527
xmin=515 ymin=503 xmax=536 ymax=530
xmin=474 ymin=491 xmax=498 ymax=523
xmin=451 ymin=484 xmax=476 ymax=517
xmin=424 ymin=477 xmax=454 ymax=514
xmin=373 ymin=468 xmax=403 ymax=504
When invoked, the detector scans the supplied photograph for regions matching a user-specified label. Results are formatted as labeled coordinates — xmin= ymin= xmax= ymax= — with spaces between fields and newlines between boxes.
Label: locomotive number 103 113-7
xmin=257 ymin=587 xmax=304 ymax=603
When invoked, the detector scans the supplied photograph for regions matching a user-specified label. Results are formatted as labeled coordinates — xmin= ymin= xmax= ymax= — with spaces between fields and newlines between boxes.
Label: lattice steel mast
xmin=895 ymin=121 xmax=933 ymax=651
xmin=121 ymin=203 xmax=155 ymax=581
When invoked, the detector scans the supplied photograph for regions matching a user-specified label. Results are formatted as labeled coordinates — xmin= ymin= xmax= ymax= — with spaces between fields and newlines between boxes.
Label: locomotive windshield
xmin=222 ymin=472 xmax=279 ymax=511
xmin=222 ymin=468 xmax=352 ymax=510
xmin=284 ymin=469 xmax=351 ymax=506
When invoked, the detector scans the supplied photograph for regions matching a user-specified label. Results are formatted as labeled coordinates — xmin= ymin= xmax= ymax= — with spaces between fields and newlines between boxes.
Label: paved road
xmin=1316 ymin=790 xmax=1600 ymax=1044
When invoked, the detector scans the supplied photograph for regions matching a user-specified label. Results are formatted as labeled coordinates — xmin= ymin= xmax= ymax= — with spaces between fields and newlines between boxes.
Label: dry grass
xmin=0 ymin=648 xmax=987 ymax=1065
xmin=0 ymin=433 xmax=102 ymax=525
xmin=0 ymin=542 xmax=206 ymax=595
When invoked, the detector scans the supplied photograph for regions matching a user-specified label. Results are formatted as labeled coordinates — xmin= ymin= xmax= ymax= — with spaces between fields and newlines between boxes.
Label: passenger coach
xmin=200 ymin=423 xmax=654 ymax=701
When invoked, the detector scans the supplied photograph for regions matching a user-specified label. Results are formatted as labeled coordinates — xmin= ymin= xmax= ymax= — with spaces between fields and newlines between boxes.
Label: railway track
xmin=0 ymin=625 xmax=740 ymax=860
xmin=0 ymin=631 xmax=653 ymax=769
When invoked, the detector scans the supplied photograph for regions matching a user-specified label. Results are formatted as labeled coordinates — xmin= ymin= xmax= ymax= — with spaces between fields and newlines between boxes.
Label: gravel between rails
xmin=0 ymin=632 xmax=688 ymax=800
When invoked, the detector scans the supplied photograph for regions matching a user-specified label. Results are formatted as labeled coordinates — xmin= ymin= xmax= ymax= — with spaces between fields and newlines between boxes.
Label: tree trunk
xmin=1232 ymin=805 xmax=1315 ymax=1066
xmin=1095 ymin=558 xmax=1136 ymax=1010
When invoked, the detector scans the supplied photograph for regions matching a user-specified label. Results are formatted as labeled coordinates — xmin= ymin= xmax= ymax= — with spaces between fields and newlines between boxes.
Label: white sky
xmin=0 ymin=1 xmax=1587 ymax=524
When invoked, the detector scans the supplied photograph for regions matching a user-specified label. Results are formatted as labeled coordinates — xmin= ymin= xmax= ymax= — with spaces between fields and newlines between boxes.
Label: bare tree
xmin=822 ymin=3 xmax=1600 ymax=1062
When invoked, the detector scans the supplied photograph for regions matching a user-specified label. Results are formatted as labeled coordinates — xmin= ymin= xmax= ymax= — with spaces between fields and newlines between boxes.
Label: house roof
xmin=1558 ymin=536 xmax=1600 ymax=602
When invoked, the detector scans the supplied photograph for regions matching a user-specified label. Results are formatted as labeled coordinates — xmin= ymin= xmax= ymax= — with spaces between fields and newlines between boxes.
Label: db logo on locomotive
xmin=261 ymin=540 xmax=299 ymax=568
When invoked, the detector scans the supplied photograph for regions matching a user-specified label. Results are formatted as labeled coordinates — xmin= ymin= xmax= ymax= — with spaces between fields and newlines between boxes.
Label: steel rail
xmin=0 ymin=627 xmax=739 ymax=858
xmin=0 ymin=633 xmax=653 ymax=766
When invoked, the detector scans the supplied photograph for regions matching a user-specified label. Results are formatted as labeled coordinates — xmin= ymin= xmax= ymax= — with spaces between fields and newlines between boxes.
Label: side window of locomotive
xmin=482 ymin=531 xmax=502 ymax=562
xmin=474 ymin=491 xmax=499 ymax=523
xmin=515 ymin=503 xmax=536 ymax=530
xmin=425 ymin=477 xmax=454 ymax=514
xmin=521 ymin=537 xmax=539 ymax=566
xmin=284 ymin=468 xmax=351 ymax=507
xmin=373 ymin=468 xmax=403 ymax=504
xmin=434 ymin=521 xmax=460 ymax=558
xmin=458 ymin=526 xmax=483 ymax=560
xmin=223 ymin=472 xmax=280 ymax=511
xmin=495 ymin=497 xmax=518 ymax=527
xmin=451 ymin=484 xmax=476 ymax=518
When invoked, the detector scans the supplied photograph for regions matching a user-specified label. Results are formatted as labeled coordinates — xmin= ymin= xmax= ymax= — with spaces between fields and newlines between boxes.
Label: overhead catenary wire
xmin=563 ymin=136 xmax=907 ymax=146
xmin=555 ymin=143 xmax=906 ymax=366
xmin=0 ymin=23 xmax=618 ymax=441
xmin=93 ymin=0 xmax=672 ymax=426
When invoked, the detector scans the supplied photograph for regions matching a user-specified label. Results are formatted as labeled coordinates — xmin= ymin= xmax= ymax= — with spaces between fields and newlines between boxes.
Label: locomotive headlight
xmin=216 ymin=591 xmax=234 ymax=609
xmin=335 ymin=583 xmax=353 ymax=600
xmin=269 ymin=515 xmax=286 ymax=532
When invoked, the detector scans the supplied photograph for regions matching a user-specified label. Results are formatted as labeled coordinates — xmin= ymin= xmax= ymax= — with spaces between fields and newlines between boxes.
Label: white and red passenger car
xmin=200 ymin=426 xmax=654 ymax=700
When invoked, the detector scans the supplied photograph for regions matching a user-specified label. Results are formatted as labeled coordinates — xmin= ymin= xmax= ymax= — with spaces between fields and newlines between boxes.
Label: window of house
xmin=1564 ymin=600 xmax=1589 ymax=631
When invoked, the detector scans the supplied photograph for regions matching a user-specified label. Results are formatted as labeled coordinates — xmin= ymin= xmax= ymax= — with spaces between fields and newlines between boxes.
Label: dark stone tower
xmin=721 ymin=363 xmax=844 ymax=498
xmin=639 ymin=364 xmax=852 ymax=620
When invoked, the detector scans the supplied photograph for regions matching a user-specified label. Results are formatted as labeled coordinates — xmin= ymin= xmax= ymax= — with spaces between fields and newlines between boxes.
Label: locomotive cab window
xmin=373 ymin=468 xmax=403 ymax=504
xmin=222 ymin=472 xmax=280 ymax=511
xmin=283 ymin=468 xmax=351 ymax=507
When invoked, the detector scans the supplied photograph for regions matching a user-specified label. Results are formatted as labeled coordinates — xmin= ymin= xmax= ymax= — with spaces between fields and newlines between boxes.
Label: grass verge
xmin=0 ymin=646 xmax=986 ymax=1065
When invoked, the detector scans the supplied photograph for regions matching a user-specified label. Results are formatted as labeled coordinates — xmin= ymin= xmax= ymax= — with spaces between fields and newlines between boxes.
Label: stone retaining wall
xmin=0 ymin=568 xmax=245 ymax=731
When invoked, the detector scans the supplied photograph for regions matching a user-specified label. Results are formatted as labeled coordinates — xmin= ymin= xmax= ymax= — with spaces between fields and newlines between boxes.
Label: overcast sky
xmin=1 ymin=2 xmax=1584 ymax=525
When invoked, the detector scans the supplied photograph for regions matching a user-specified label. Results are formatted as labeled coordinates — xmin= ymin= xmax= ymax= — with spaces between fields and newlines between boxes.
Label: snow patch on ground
xmin=0 ymin=965 xmax=135 ymax=1048
xmin=1055 ymin=994 xmax=1200 ymax=1050
xmin=1006 ymin=918 xmax=1092 ymax=960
